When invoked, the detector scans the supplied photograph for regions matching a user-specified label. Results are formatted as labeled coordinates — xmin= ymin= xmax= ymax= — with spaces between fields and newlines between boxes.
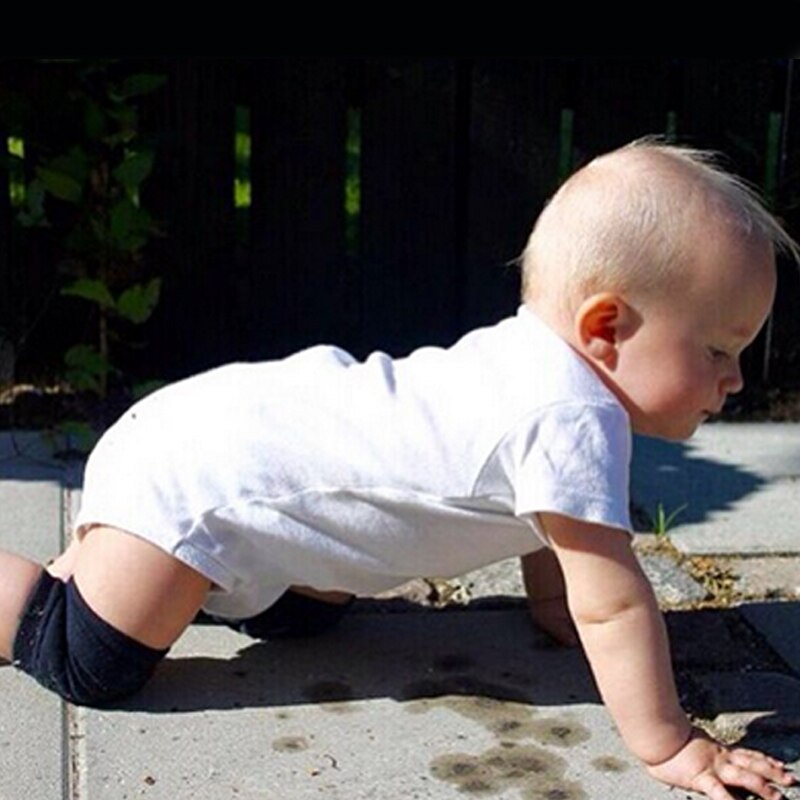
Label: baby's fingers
xmin=729 ymin=749 xmax=797 ymax=787
xmin=693 ymin=770 xmax=753 ymax=800
xmin=712 ymin=762 xmax=786 ymax=800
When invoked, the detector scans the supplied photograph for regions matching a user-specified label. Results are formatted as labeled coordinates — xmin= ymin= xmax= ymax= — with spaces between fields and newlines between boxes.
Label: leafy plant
xmin=15 ymin=60 xmax=165 ymax=400
xmin=653 ymin=502 xmax=688 ymax=537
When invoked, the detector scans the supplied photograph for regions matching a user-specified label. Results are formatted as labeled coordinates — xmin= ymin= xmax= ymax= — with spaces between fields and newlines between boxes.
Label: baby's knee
xmin=12 ymin=571 xmax=168 ymax=707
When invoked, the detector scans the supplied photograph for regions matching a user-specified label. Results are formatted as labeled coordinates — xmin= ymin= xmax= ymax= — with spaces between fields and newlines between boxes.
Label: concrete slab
xmin=697 ymin=671 xmax=800 ymax=799
xmin=718 ymin=556 xmax=800 ymax=599
xmin=0 ymin=667 xmax=67 ymax=800
xmin=669 ymin=605 xmax=791 ymax=673
xmin=637 ymin=552 xmax=707 ymax=606
xmin=75 ymin=611 xmax=678 ymax=799
xmin=688 ymin=423 xmax=800 ymax=479
xmin=0 ymin=479 xmax=65 ymax=563
xmin=632 ymin=426 xmax=800 ymax=555
xmin=668 ymin=480 xmax=800 ymax=555
xmin=0 ymin=439 xmax=68 ymax=799
xmin=741 ymin=601 xmax=800 ymax=674
xmin=461 ymin=557 xmax=525 ymax=600
xmin=0 ymin=430 xmax=62 ymax=469
xmin=4 ymin=422 xmax=800 ymax=799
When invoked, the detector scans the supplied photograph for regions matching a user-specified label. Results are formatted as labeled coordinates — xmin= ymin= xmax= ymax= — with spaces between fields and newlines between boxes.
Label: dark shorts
xmin=14 ymin=573 xmax=352 ymax=706
xmin=212 ymin=589 xmax=354 ymax=640
xmin=13 ymin=571 xmax=168 ymax=706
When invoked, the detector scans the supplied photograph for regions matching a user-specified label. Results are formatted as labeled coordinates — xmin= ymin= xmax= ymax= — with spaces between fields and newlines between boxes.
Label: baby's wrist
xmin=639 ymin=724 xmax=696 ymax=768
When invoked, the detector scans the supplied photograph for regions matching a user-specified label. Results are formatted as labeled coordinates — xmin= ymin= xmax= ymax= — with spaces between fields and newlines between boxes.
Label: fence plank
xmin=4 ymin=60 xmax=81 ymax=381
xmin=248 ymin=58 xmax=348 ymax=357
xmin=0 ymin=72 xmax=12 ymax=381
xmin=678 ymin=60 xmax=773 ymax=182
xmin=358 ymin=58 xmax=459 ymax=354
xmin=464 ymin=59 xmax=565 ymax=331
xmin=770 ymin=59 xmax=800 ymax=388
xmin=570 ymin=59 xmax=671 ymax=157
xmin=680 ymin=60 xmax=781 ymax=386
xmin=2 ymin=58 xmax=799 ymax=390
xmin=145 ymin=59 xmax=238 ymax=376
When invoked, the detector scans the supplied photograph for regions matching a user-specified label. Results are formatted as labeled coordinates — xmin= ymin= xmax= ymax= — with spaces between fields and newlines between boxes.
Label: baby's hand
xmin=647 ymin=728 xmax=796 ymax=800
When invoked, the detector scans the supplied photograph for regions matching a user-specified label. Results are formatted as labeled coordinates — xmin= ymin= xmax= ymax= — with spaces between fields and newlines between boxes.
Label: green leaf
xmin=132 ymin=378 xmax=166 ymax=400
xmin=36 ymin=165 xmax=82 ymax=203
xmin=17 ymin=179 xmax=47 ymax=227
xmin=53 ymin=420 xmax=100 ymax=454
xmin=113 ymin=150 xmax=154 ymax=190
xmin=116 ymin=278 xmax=161 ymax=324
xmin=106 ymin=104 xmax=137 ymax=131
xmin=51 ymin=149 xmax=89 ymax=181
xmin=64 ymin=344 xmax=114 ymax=395
xmin=0 ymin=151 xmax=23 ymax=170
xmin=109 ymin=198 xmax=151 ymax=251
xmin=119 ymin=73 xmax=166 ymax=99
xmin=61 ymin=278 xmax=115 ymax=309
xmin=84 ymin=99 xmax=107 ymax=141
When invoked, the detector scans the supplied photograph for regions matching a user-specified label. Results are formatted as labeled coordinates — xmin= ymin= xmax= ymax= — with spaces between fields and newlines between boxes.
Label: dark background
xmin=1 ymin=58 xmax=798 ymax=394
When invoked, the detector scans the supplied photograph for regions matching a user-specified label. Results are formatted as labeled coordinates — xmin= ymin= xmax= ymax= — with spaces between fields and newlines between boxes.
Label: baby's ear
xmin=574 ymin=293 xmax=632 ymax=365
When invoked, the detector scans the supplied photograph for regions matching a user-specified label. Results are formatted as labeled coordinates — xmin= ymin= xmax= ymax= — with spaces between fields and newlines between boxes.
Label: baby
xmin=1 ymin=139 xmax=796 ymax=799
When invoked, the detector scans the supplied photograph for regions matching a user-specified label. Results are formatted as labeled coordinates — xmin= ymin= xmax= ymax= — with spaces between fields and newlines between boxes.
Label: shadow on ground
xmin=631 ymin=435 xmax=765 ymax=527
xmin=118 ymin=607 xmax=599 ymax=714
xmin=112 ymin=601 xmax=800 ymax=731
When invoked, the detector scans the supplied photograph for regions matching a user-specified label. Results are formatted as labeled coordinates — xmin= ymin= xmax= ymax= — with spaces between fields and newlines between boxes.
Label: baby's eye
xmin=708 ymin=347 xmax=730 ymax=362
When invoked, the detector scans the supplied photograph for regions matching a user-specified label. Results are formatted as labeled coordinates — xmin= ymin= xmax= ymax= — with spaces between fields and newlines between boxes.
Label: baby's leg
xmin=0 ymin=551 xmax=48 ymax=660
xmin=520 ymin=548 xmax=578 ymax=646
xmin=2 ymin=526 xmax=210 ymax=704
xmin=70 ymin=526 xmax=211 ymax=650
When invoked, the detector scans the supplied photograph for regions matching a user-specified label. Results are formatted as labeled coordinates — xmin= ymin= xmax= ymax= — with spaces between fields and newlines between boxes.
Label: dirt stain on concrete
xmin=591 ymin=755 xmax=629 ymax=773
xmin=272 ymin=736 xmax=309 ymax=753
xmin=431 ymin=744 xmax=587 ymax=798
xmin=528 ymin=719 xmax=590 ymax=748
xmin=408 ymin=668 xmax=591 ymax=797
xmin=406 ymin=689 xmax=588 ymax=749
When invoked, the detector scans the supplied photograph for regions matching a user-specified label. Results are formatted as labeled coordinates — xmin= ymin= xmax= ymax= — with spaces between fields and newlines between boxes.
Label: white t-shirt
xmin=76 ymin=306 xmax=632 ymax=618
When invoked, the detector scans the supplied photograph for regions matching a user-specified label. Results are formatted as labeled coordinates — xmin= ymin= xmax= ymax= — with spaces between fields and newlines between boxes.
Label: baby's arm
xmin=539 ymin=512 xmax=794 ymax=800
xmin=519 ymin=548 xmax=577 ymax=646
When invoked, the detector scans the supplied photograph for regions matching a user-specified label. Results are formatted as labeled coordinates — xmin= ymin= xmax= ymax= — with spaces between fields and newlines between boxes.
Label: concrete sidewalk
xmin=1 ymin=425 xmax=799 ymax=800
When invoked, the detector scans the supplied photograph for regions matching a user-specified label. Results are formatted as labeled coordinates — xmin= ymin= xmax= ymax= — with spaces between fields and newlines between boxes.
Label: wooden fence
xmin=1 ymin=58 xmax=799 ymax=388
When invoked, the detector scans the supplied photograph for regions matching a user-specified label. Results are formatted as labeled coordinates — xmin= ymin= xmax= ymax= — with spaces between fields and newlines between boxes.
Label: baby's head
xmin=521 ymin=139 xmax=797 ymax=440
xmin=521 ymin=138 xmax=795 ymax=321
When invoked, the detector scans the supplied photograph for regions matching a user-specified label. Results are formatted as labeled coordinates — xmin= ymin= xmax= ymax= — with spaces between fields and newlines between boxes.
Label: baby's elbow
xmin=568 ymin=579 xmax=659 ymax=629
xmin=569 ymin=595 xmax=643 ymax=628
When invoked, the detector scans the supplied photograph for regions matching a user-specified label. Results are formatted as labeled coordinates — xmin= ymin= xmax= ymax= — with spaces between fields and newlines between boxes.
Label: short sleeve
xmin=507 ymin=402 xmax=632 ymax=532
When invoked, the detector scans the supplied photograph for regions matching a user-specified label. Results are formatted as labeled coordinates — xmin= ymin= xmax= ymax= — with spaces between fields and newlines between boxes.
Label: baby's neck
xmin=521 ymin=298 xmax=575 ymax=346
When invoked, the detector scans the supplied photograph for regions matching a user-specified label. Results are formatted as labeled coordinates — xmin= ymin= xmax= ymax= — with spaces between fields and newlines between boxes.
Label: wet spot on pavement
xmin=431 ymin=744 xmax=586 ymax=798
xmin=272 ymin=736 xmax=309 ymax=753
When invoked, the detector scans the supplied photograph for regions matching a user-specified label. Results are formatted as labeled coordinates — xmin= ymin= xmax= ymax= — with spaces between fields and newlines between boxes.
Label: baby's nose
xmin=723 ymin=359 xmax=745 ymax=395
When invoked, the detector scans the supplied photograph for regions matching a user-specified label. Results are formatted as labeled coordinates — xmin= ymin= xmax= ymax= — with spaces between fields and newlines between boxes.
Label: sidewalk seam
xmin=62 ymin=473 xmax=86 ymax=799
xmin=67 ymin=704 xmax=87 ymax=800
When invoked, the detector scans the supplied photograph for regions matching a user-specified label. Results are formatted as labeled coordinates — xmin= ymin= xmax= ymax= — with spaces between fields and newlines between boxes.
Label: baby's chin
xmin=632 ymin=418 xmax=704 ymax=442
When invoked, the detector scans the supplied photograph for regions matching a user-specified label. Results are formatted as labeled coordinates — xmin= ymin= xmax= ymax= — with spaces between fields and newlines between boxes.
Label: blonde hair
xmin=520 ymin=138 xmax=799 ymax=312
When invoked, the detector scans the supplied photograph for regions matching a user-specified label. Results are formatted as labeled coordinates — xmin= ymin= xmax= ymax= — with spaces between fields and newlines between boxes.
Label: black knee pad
xmin=225 ymin=590 xmax=354 ymax=640
xmin=12 ymin=571 xmax=168 ymax=707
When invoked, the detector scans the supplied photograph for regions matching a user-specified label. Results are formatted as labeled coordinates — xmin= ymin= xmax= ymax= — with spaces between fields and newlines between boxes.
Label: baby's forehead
xmin=582 ymin=149 xmax=766 ymax=239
